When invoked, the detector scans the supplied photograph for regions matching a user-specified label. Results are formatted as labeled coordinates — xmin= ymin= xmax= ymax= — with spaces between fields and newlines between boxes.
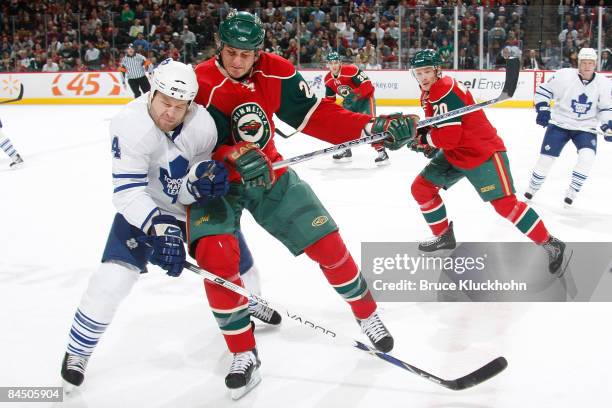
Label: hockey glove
xmin=137 ymin=215 xmax=185 ymax=277
xmin=342 ymin=92 xmax=356 ymax=110
xmin=535 ymin=102 xmax=551 ymax=127
xmin=370 ymin=113 xmax=418 ymax=151
xmin=408 ymin=128 xmax=439 ymax=158
xmin=185 ymin=160 xmax=229 ymax=202
xmin=601 ymin=120 xmax=612 ymax=142
xmin=224 ymin=141 xmax=275 ymax=189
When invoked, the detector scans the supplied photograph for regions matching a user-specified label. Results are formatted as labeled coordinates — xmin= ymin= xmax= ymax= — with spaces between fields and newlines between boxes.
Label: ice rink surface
xmin=1 ymin=104 xmax=611 ymax=407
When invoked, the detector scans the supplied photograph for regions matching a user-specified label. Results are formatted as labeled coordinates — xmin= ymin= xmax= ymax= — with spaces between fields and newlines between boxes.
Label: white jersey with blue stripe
xmin=534 ymin=68 xmax=612 ymax=133
xmin=109 ymin=93 xmax=217 ymax=233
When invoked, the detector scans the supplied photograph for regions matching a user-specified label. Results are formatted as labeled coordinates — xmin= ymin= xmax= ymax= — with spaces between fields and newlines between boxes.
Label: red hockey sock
xmin=411 ymin=175 xmax=448 ymax=236
xmin=195 ymin=234 xmax=255 ymax=353
xmin=304 ymin=231 xmax=376 ymax=319
xmin=491 ymin=195 xmax=550 ymax=244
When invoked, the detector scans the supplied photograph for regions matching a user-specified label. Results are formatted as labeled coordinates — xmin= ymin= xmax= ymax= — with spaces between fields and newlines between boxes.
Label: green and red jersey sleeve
xmin=422 ymin=76 xmax=506 ymax=169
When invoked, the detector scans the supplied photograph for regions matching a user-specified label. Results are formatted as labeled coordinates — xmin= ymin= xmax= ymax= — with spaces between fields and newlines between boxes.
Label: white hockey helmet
xmin=577 ymin=47 xmax=597 ymax=63
xmin=151 ymin=58 xmax=198 ymax=102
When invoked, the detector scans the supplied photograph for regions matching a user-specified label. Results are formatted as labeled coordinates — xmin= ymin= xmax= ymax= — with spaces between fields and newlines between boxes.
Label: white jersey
xmin=110 ymin=94 xmax=217 ymax=233
xmin=534 ymin=68 xmax=612 ymax=133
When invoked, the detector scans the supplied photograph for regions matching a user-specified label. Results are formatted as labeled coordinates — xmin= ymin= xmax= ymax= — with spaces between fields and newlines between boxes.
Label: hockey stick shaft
xmin=184 ymin=261 xmax=507 ymax=390
xmin=271 ymin=96 xmax=502 ymax=170
xmin=272 ymin=58 xmax=520 ymax=170
xmin=0 ymin=83 xmax=24 ymax=105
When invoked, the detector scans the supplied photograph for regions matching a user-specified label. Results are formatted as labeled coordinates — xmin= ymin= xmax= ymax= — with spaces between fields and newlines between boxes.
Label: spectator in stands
xmin=181 ymin=25 xmax=196 ymax=61
xmin=129 ymin=19 xmax=144 ymax=39
xmin=458 ymin=48 xmax=476 ymax=70
xmin=489 ymin=20 xmax=507 ymax=44
xmin=84 ymin=41 xmax=101 ymax=70
xmin=132 ymin=32 xmax=149 ymax=53
xmin=558 ymin=20 xmax=578 ymax=45
xmin=523 ymin=49 xmax=544 ymax=70
xmin=495 ymin=46 xmax=511 ymax=69
xmin=42 ymin=57 xmax=59 ymax=72
xmin=121 ymin=4 xmax=135 ymax=25
xmin=439 ymin=38 xmax=453 ymax=68
xmin=540 ymin=39 xmax=560 ymax=69
xmin=601 ymin=49 xmax=612 ymax=71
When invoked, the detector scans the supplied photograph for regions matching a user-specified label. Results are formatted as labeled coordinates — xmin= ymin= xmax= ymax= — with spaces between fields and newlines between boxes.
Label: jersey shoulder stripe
xmin=429 ymin=76 xmax=456 ymax=103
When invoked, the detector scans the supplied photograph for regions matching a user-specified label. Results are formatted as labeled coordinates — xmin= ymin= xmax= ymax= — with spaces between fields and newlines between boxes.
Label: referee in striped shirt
xmin=119 ymin=44 xmax=151 ymax=98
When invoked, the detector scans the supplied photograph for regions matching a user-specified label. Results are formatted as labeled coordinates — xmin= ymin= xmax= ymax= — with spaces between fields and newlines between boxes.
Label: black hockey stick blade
xmin=355 ymin=341 xmax=507 ymax=390
xmin=275 ymin=127 xmax=296 ymax=138
xmin=0 ymin=83 xmax=24 ymax=104
xmin=446 ymin=356 xmax=508 ymax=390
xmin=501 ymin=58 xmax=520 ymax=98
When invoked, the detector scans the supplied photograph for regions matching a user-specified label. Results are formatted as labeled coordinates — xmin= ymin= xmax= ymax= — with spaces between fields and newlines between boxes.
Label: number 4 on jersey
xmin=112 ymin=136 xmax=121 ymax=159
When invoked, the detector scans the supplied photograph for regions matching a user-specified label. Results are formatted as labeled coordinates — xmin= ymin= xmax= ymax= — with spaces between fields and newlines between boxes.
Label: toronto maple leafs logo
xmin=159 ymin=155 xmax=189 ymax=203
xmin=570 ymin=93 xmax=592 ymax=117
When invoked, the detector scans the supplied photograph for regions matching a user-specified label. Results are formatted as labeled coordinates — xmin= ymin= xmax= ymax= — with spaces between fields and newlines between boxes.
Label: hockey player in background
xmin=60 ymin=59 xmax=279 ymax=392
xmin=407 ymin=49 xmax=569 ymax=275
xmin=324 ymin=51 xmax=389 ymax=165
xmin=190 ymin=10 xmax=415 ymax=399
xmin=0 ymin=120 xmax=24 ymax=168
xmin=524 ymin=47 xmax=612 ymax=206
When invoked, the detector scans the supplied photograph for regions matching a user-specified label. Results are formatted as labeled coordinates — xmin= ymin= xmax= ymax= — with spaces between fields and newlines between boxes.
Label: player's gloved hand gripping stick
xmin=273 ymin=58 xmax=520 ymax=170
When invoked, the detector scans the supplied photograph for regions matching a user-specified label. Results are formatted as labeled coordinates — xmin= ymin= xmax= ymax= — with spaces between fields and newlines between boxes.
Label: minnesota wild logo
xmin=337 ymin=85 xmax=352 ymax=97
xmin=231 ymin=102 xmax=271 ymax=148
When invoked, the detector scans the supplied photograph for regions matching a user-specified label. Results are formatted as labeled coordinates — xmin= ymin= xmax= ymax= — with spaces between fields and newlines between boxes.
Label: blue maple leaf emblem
xmin=159 ymin=155 xmax=189 ymax=203
xmin=570 ymin=93 xmax=592 ymax=117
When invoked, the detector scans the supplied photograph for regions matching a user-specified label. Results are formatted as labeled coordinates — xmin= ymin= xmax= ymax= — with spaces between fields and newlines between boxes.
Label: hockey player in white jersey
xmin=525 ymin=47 xmax=612 ymax=205
xmin=61 ymin=59 xmax=279 ymax=392
xmin=0 ymin=119 xmax=24 ymax=168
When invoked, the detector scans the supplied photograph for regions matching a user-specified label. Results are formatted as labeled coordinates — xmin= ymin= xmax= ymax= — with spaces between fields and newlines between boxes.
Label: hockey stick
xmin=184 ymin=261 xmax=508 ymax=390
xmin=272 ymin=58 xmax=520 ymax=170
xmin=0 ymin=83 xmax=24 ymax=104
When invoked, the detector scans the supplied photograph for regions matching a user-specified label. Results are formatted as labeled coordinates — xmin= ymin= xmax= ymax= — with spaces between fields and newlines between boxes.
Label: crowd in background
xmin=0 ymin=0 xmax=610 ymax=73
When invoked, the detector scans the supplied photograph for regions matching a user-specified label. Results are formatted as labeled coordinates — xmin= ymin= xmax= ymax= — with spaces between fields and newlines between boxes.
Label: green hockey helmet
xmin=326 ymin=51 xmax=340 ymax=62
xmin=410 ymin=49 xmax=443 ymax=69
xmin=219 ymin=9 xmax=265 ymax=51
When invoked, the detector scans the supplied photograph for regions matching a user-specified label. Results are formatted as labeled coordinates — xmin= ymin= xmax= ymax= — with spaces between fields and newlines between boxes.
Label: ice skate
xmin=542 ymin=236 xmax=572 ymax=276
xmin=524 ymin=187 xmax=536 ymax=201
xmin=225 ymin=349 xmax=261 ymax=400
xmin=374 ymin=148 xmax=390 ymax=166
xmin=418 ymin=221 xmax=456 ymax=252
xmin=564 ymin=188 xmax=577 ymax=207
xmin=357 ymin=312 xmax=394 ymax=352
xmin=332 ymin=149 xmax=352 ymax=162
xmin=61 ymin=352 xmax=89 ymax=393
xmin=248 ymin=298 xmax=281 ymax=325
xmin=9 ymin=154 xmax=24 ymax=169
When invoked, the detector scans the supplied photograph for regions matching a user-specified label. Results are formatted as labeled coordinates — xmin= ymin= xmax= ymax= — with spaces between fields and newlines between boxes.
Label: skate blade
xmin=375 ymin=159 xmax=390 ymax=167
xmin=9 ymin=162 xmax=24 ymax=170
xmin=555 ymin=248 xmax=574 ymax=278
xmin=229 ymin=370 xmax=261 ymax=400
xmin=333 ymin=157 xmax=352 ymax=163
xmin=62 ymin=381 xmax=77 ymax=395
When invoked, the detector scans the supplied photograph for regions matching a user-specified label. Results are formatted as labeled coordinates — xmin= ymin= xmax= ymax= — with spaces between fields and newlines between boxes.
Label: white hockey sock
xmin=568 ymin=148 xmax=595 ymax=193
xmin=67 ymin=262 xmax=140 ymax=357
xmin=528 ymin=154 xmax=556 ymax=193
xmin=0 ymin=130 xmax=18 ymax=160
